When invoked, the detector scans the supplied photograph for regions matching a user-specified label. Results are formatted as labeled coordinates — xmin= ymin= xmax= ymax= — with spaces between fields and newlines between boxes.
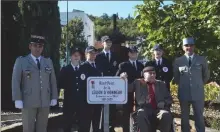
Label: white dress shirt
xmin=103 ymin=50 xmax=111 ymax=61
xmin=31 ymin=54 xmax=41 ymax=64
xmin=71 ymin=63 xmax=79 ymax=71
xmin=155 ymin=58 xmax=162 ymax=65
xmin=185 ymin=53 xmax=194 ymax=61
xmin=87 ymin=60 xmax=96 ymax=68
xmin=129 ymin=59 xmax=137 ymax=70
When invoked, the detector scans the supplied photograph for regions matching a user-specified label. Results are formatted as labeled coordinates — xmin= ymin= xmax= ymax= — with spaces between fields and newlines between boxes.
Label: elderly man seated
xmin=121 ymin=66 xmax=173 ymax=132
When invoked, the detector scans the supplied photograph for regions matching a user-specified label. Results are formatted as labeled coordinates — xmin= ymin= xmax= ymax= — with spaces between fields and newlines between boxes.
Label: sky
xmin=58 ymin=1 xmax=174 ymax=18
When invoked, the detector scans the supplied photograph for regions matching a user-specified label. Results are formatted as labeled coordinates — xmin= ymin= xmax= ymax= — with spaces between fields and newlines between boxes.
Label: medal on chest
xmin=25 ymin=70 xmax=31 ymax=79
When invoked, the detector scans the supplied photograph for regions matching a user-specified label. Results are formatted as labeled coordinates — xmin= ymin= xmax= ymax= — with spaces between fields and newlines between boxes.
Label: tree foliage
xmin=135 ymin=0 xmax=220 ymax=83
xmin=88 ymin=14 xmax=142 ymax=41
xmin=2 ymin=1 xmax=61 ymax=109
xmin=60 ymin=18 xmax=88 ymax=60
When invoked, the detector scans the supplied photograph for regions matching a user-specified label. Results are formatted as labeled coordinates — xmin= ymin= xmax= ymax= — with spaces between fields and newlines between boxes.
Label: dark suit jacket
xmin=80 ymin=61 xmax=102 ymax=105
xmin=145 ymin=57 xmax=173 ymax=87
xmin=134 ymin=79 xmax=172 ymax=110
xmin=95 ymin=51 xmax=119 ymax=76
xmin=58 ymin=64 xmax=85 ymax=112
xmin=116 ymin=60 xmax=144 ymax=92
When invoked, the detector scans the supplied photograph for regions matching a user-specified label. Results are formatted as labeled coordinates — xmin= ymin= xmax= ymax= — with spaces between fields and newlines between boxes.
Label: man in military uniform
xmin=11 ymin=35 xmax=58 ymax=132
xmin=78 ymin=46 xmax=102 ymax=132
xmin=145 ymin=44 xmax=173 ymax=92
xmin=173 ymin=37 xmax=210 ymax=132
xmin=116 ymin=46 xmax=144 ymax=132
xmin=58 ymin=47 xmax=83 ymax=132
xmin=95 ymin=35 xmax=119 ymax=132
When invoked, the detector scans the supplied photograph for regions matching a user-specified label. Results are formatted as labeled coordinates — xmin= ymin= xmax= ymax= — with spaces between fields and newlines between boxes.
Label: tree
xmin=89 ymin=14 xmax=142 ymax=43
xmin=135 ymin=0 xmax=220 ymax=83
xmin=2 ymin=1 xmax=61 ymax=109
xmin=60 ymin=18 xmax=88 ymax=61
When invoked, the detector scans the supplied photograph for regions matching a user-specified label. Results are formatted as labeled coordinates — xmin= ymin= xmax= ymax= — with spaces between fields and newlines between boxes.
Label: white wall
xmin=60 ymin=9 xmax=95 ymax=46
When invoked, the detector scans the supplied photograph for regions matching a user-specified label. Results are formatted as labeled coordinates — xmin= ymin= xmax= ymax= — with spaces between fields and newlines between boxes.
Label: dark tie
xmin=75 ymin=67 xmax=78 ymax=71
xmin=157 ymin=60 xmax=160 ymax=66
xmin=91 ymin=63 xmax=95 ymax=68
xmin=106 ymin=53 xmax=109 ymax=62
xmin=132 ymin=62 xmax=136 ymax=70
xmin=36 ymin=59 xmax=40 ymax=70
xmin=189 ymin=57 xmax=192 ymax=66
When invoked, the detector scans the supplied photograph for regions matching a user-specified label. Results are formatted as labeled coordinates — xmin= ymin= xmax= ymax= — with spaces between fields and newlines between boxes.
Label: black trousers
xmin=137 ymin=107 xmax=172 ymax=132
xmin=78 ymin=104 xmax=102 ymax=132
xmin=62 ymin=107 xmax=80 ymax=132
xmin=166 ymin=82 xmax=171 ymax=93
xmin=122 ymin=93 xmax=134 ymax=132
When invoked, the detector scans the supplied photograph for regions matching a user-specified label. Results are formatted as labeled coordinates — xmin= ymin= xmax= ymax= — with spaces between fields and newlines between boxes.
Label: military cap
xmin=70 ymin=47 xmax=83 ymax=56
xmin=152 ymin=44 xmax=163 ymax=51
xmin=85 ymin=46 xmax=97 ymax=53
xmin=143 ymin=66 xmax=155 ymax=73
xmin=128 ymin=46 xmax=138 ymax=53
xmin=101 ymin=35 xmax=111 ymax=42
xmin=183 ymin=37 xmax=195 ymax=45
xmin=30 ymin=35 xmax=45 ymax=45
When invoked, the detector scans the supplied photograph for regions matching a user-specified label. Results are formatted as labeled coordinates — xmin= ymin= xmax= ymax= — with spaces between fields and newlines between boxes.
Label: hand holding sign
xmin=120 ymin=72 xmax=128 ymax=80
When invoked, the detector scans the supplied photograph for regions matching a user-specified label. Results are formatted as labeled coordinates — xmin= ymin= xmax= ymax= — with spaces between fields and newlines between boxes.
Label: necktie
xmin=106 ymin=53 xmax=110 ymax=62
xmin=147 ymin=82 xmax=157 ymax=109
xmin=132 ymin=62 xmax=136 ymax=70
xmin=157 ymin=60 xmax=160 ymax=66
xmin=75 ymin=67 xmax=78 ymax=71
xmin=91 ymin=63 xmax=95 ymax=68
xmin=36 ymin=59 xmax=40 ymax=70
xmin=189 ymin=57 xmax=192 ymax=66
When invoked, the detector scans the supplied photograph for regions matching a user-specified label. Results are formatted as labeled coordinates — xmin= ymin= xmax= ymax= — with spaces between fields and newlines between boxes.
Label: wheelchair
xmin=129 ymin=106 xmax=176 ymax=132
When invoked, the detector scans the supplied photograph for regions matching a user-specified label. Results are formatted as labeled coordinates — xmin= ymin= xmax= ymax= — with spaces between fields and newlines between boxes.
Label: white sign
xmin=87 ymin=77 xmax=127 ymax=104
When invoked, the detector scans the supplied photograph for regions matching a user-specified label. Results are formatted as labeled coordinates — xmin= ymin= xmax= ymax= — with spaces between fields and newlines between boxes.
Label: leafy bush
xmin=170 ymin=82 xmax=220 ymax=102
xmin=206 ymin=117 xmax=220 ymax=130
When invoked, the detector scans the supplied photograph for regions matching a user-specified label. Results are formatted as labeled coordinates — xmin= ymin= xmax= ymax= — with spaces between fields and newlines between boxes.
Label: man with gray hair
xmin=173 ymin=37 xmax=210 ymax=132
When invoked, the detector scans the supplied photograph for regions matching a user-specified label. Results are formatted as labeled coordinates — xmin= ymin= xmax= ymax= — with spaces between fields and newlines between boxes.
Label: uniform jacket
xmin=134 ymin=79 xmax=172 ymax=110
xmin=58 ymin=64 xmax=85 ymax=112
xmin=173 ymin=54 xmax=210 ymax=101
xmin=95 ymin=51 xmax=119 ymax=76
xmin=80 ymin=61 xmax=102 ymax=105
xmin=12 ymin=54 xmax=58 ymax=108
xmin=145 ymin=57 xmax=173 ymax=85
xmin=116 ymin=60 xmax=144 ymax=92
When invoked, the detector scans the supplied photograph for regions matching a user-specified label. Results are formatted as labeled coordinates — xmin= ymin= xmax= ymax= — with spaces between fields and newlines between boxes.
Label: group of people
xmin=12 ymin=34 xmax=210 ymax=132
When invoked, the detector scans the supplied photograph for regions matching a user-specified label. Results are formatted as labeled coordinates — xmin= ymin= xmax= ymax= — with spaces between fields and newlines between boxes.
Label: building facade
xmin=60 ymin=9 xmax=95 ymax=46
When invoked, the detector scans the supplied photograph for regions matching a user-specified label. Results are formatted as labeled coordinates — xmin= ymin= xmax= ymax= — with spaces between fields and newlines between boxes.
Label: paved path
xmin=1 ymin=112 xmax=219 ymax=132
